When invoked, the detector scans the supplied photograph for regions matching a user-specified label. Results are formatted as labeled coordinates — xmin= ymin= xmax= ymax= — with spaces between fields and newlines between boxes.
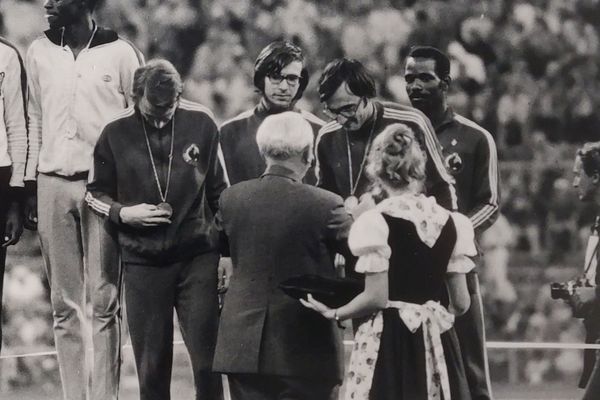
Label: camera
xmin=550 ymin=277 xmax=593 ymax=300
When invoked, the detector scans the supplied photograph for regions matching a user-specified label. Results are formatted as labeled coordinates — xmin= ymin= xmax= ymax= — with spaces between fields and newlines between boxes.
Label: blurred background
xmin=2 ymin=0 xmax=600 ymax=398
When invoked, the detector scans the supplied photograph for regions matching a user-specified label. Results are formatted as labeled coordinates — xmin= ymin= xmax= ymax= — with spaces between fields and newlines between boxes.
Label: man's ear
xmin=440 ymin=76 xmax=451 ymax=91
xmin=593 ymin=173 xmax=600 ymax=184
xmin=302 ymin=147 xmax=314 ymax=166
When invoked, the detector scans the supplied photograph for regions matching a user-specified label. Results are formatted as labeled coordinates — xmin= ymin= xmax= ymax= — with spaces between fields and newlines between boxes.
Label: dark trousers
xmin=0 ymin=166 xmax=11 ymax=354
xmin=124 ymin=251 xmax=221 ymax=400
xmin=454 ymin=272 xmax=493 ymax=400
xmin=583 ymin=346 xmax=600 ymax=400
xmin=227 ymin=373 xmax=337 ymax=400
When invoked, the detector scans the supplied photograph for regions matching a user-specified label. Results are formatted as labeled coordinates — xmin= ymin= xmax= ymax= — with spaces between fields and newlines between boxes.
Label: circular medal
xmin=157 ymin=202 xmax=173 ymax=217
xmin=344 ymin=196 xmax=359 ymax=210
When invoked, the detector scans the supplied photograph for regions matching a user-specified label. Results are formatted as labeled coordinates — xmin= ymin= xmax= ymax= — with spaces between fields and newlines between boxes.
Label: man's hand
xmin=23 ymin=193 xmax=37 ymax=230
xmin=119 ymin=204 xmax=172 ymax=228
xmin=3 ymin=201 xmax=23 ymax=247
xmin=217 ymin=257 xmax=233 ymax=294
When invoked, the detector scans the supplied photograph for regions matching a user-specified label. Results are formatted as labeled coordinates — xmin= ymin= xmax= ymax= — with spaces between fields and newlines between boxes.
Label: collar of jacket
xmin=255 ymin=99 xmax=298 ymax=119
xmin=348 ymin=100 xmax=383 ymax=138
xmin=435 ymin=107 xmax=455 ymax=131
xmin=44 ymin=22 xmax=118 ymax=48
xmin=261 ymin=164 xmax=302 ymax=182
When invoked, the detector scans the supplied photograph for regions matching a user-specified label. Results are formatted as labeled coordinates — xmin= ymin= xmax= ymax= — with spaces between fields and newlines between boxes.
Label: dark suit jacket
xmin=212 ymin=164 xmax=351 ymax=381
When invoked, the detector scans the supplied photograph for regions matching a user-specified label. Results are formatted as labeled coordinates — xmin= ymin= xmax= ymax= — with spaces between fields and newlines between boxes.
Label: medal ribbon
xmin=141 ymin=115 xmax=175 ymax=203
xmin=346 ymin=115 xmax=377 ymax=197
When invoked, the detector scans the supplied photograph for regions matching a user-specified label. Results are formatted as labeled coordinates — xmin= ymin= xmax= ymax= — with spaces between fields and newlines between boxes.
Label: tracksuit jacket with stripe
xmin=316 ymin=100 xmax=458 ymax=211
xmin=436 ymin=108 xmax=499 ymax=234
xmin=219 ymin=102 xmax=324 ymax=186
xmin=86 ymin=100 xmax=227 ymax=265
xmin=25 ymin=24 xmax=143 ymax=184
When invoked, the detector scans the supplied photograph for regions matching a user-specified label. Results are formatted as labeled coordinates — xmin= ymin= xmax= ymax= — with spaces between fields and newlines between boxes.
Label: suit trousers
xmin=124 ymin=251 xmax=221 ymax=400
xmin=227 ymin=373 xmax=337 ymax=400
xmin=454 ymin=271 xmax=494 ymax=400
xmin=37 ymin=173 xmax=122 ymax=400
xmin=0 ymin=166 xmax=10 ymax=354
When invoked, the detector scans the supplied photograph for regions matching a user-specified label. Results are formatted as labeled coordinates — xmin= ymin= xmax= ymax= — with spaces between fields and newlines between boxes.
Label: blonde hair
xmin=366 ymin=123 xmax=426 ymax=190
xmin=256 ymin=112 xmax=314 ymax=161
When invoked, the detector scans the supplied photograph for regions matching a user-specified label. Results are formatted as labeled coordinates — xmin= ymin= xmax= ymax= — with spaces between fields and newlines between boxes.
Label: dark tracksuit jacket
xmin=436 ymin=108 xmax=500 ymax=400
xmin=219 ymin=102 xmax=324 ymax=186
xmin=436 ymin=108 xmax=499 ymax=234
xmin=86 ymin=99 xmax=227 ymax=265
xmin=316 ymin=100 xmax=457 ymax=210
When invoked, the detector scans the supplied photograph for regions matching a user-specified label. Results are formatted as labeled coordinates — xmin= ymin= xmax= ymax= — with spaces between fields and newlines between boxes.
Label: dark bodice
xmin=384 ymin=214 xmax=457 ymax=304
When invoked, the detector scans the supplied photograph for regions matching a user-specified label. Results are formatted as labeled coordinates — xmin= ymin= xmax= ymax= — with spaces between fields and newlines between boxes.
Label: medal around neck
xmin=344 ymin=195 xmax=359 ymax=210
xmin=141 ymin=114 xmax=176 ymax=219
xmin=157 ymin=202 xmax=173 ymax=217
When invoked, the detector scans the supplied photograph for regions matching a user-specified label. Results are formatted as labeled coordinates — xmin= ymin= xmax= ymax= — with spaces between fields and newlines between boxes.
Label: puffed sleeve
xmin=348 ymin=209 xmax=391 ymax=273
xmin=448 ymin=212 xmax=478 ymax=273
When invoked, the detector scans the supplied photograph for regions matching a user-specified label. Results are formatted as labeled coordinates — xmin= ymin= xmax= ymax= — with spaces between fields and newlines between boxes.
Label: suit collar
xmin=44 ymin=22 xmax=118 ymax=48
xmin=261 ymin=164 xmax=302 ymax=182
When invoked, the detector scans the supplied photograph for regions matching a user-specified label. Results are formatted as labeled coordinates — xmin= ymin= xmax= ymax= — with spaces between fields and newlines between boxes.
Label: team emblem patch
xmin=183 ymin=144 xmax=201 ymax=165
xmin=445 ymin=152 xmax=463 ymax=174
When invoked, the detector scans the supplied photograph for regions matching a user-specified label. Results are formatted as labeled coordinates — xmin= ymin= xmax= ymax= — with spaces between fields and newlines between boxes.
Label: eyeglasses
xmin=267 ymin=73 xmax=302 ymax=86
xmin=323 ymin=98 xmax=364 ymax=119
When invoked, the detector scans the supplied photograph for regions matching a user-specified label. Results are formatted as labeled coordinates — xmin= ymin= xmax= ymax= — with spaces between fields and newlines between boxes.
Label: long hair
xmin=318 ymin=58 xmax=377 ymax=102
xmin=253 ymin=41 xmax=309 ymax=101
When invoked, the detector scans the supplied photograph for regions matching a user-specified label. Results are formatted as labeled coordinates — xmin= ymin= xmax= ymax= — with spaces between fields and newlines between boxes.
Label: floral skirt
xmin=344 ymin=308 xmax=472 ymax=400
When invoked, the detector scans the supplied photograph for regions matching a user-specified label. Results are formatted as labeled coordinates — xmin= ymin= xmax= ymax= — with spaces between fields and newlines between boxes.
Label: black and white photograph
xmin=0 ymin=0 xmax=599 ymax=399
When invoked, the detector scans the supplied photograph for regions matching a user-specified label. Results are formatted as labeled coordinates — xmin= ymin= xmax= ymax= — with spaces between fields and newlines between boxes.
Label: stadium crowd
xmin=0 ymin=0 xmax=599 ymax=394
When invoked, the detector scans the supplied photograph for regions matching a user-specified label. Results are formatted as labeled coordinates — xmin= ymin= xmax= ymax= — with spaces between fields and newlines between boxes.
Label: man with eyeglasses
xmin=316 ymin=58 xmax=457 ymax=220
xmin=87 ymin=59 xmax=227 ymax=400
xmin=219 ymin=40 xmax=324 ymax=185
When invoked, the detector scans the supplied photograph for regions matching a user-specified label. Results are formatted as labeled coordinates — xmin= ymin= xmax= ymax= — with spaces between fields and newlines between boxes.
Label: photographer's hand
xmin=575 ymin=287 xmax=597 ymax=305
xmin=566 ymin=287 xmax=597 ymax=318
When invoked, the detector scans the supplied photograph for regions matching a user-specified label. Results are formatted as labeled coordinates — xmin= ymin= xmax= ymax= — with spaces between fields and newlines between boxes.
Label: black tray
xmin=279 ymin=274 xmax=364 ymax=308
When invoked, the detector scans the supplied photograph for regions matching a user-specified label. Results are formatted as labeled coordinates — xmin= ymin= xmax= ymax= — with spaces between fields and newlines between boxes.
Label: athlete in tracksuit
xmin=405 ymin=46 xmax=499 ymax=400
xmin=220 ymin=40 xmax=323 ymax=186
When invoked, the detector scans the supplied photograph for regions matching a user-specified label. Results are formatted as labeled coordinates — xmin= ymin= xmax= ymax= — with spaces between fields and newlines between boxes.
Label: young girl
xmin=302 ymin=123 xmax=475 ymax=399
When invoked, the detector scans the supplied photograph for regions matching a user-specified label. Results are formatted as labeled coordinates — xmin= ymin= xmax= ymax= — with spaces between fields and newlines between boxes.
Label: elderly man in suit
xmin=213 ymin=111 xmax=352 ymax=400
